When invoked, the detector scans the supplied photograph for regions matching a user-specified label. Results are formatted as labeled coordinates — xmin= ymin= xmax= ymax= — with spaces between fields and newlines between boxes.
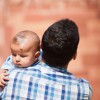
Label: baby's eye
xmin=20 ymin=55 xmax=27 ymax=58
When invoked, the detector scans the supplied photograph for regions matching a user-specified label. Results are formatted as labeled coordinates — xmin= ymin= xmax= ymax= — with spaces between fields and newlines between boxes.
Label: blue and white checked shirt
xmin=0 ymin=62 xmax=92 ymax=100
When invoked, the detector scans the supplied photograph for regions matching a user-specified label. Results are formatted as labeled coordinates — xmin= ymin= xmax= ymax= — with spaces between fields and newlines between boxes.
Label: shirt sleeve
xmin=1 ymin=55 xmax=15 ymax=70
xmin=0 ymin=87 xmax=3 ymax=97
xmin=88 ymin=85 xmax=93 ymax=100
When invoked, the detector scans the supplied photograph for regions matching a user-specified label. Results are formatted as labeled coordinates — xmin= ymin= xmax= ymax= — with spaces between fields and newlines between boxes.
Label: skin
xmin=11 ymin=32 xmax=40 ymax=68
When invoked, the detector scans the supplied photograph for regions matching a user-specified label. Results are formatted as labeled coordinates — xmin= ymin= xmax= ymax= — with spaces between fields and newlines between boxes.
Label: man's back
xmin=1 ymin=62 xmax=92 ymax=100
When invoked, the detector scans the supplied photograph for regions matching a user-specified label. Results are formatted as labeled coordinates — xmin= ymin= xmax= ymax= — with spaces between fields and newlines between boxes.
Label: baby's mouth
xmin=15 ymin=63 xmax=21 ymax=66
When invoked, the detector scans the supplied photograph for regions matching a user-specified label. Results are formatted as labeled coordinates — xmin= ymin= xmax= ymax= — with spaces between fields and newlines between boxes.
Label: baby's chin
xmin=15 ymin=64 xmax=28 ymax=68
xmin=14 ymin=62 xmax=31 ymax=68
xmin=18 ymin=66 xmax=29 ymax=68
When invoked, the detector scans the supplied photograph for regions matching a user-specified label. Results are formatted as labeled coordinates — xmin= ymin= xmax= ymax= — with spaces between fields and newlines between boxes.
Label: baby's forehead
xmin=11 ymin=31 xmax=40 ymax=50
xmin=11 ymin=39 xmax=36 ymax=53
xmin=13 ymin=35 xmax=38 ymax=46
xmin=13 ymin=33 xmax=37 ymax=43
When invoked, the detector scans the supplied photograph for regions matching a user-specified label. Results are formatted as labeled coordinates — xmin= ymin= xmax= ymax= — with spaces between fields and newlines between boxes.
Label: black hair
xmin=42 ymin=19 xmax=79 ymax=67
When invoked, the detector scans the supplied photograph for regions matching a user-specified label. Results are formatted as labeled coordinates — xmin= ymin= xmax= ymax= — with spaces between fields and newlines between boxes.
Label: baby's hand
xmin=0 ymin=69 xmax=9 ymax=87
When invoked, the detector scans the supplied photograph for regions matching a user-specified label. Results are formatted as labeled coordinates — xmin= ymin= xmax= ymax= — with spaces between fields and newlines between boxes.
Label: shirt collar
xmin=40 ymin=62 xmax=72 ymax=75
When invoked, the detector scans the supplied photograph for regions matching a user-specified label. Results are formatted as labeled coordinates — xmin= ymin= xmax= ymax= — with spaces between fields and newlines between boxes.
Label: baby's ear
xmin=73 ymin=51 xmax=77 ymax=60
xmin=34 ymin=51 xmax=40 ymax=62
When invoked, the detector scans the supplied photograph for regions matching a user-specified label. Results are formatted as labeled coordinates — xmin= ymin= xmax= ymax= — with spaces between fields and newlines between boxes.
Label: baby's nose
xmin=16 ymin=55 xmax=20 ymax=62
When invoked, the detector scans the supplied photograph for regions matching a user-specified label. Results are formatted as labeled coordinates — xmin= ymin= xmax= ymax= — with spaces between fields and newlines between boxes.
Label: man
xmin=0 ymin=19 xmax=92 ymax=100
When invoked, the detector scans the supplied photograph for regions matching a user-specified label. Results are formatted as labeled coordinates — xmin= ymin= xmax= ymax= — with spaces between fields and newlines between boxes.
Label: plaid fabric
xmin=0 ymin=62 xmax=92 ymax=100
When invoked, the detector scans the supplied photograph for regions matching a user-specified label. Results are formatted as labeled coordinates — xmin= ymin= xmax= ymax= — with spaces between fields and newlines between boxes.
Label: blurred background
xmin=0 ymin=0 xmax=100 ymax=99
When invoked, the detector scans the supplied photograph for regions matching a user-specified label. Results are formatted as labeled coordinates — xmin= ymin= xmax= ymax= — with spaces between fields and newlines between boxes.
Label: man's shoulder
xmin=78 ymin=78 xmax=91 ymax=87
xmin=71 ymin=75 xmax=91 ymax=87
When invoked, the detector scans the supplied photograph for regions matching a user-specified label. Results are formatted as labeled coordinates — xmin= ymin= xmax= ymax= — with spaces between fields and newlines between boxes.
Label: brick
xmin=82 ymin=53 xmax=100 ymax=67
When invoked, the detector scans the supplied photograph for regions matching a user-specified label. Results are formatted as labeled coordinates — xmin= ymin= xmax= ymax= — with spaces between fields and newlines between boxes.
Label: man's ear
xmin=73 ymin=51 xmax=77 ymax=60
xmin=34 ymin=51 xmax=40 ymax=62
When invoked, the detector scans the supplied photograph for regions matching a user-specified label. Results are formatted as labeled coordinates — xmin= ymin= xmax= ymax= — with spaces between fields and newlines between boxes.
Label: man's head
xmin=10 ymin=30 xmax=40 ymax=68
xmin=42 ymin=19 xmax=79 ymax=68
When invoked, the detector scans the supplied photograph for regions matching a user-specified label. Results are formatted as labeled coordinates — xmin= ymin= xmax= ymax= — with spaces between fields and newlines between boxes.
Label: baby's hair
xmin=12 ymin=30 xmax=40 ymax=51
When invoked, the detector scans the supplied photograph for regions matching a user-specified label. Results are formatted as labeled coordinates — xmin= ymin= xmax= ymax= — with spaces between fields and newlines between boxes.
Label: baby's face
xmin=10 ymin=41 xmax=37 ymax=68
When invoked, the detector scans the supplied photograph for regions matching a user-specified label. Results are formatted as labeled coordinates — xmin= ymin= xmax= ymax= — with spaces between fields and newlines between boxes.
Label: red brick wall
xmin=0 ymin=0 xmax=100 ymax=99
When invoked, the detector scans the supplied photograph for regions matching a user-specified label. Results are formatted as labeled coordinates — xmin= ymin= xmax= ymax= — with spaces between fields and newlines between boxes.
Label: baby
xmin=0 ymin=30 xmax=41 ymax=87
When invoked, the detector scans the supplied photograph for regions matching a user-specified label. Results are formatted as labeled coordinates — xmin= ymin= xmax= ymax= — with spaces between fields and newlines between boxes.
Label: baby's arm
xmin=0 ymin=55 xmax=13 ymax=87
